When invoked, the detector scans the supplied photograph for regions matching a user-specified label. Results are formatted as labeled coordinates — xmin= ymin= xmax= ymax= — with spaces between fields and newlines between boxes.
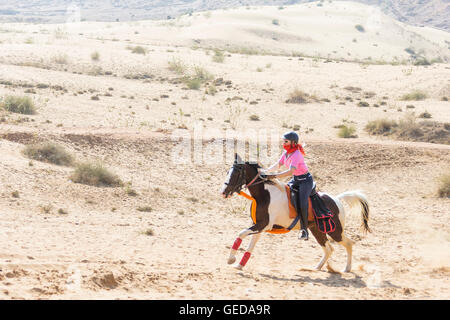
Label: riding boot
xmin=298 ymin=208 xmax=309 ymax=241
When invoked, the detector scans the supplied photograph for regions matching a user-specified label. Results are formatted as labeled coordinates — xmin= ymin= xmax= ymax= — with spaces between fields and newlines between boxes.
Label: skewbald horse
xmin=221 ymin=154 xmax=371 ymax=272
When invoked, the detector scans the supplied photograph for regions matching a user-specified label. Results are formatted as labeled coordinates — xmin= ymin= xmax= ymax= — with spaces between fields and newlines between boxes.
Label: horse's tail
xmin=337 ymin=190 xmax=371 ymax=234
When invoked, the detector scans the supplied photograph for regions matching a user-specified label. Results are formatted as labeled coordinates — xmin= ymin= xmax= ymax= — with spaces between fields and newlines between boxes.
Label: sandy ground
xmin=0 ymin=2 xmax=449 ymax=300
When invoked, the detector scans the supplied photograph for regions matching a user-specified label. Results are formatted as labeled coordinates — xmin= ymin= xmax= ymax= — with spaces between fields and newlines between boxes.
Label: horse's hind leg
xmin=309 ymin=224 xmax=333 ymax=271
xmin=234 ymin=232 xmax=262 ymax=270
xmin=316 ymin=241 xmax=333 ymax=271
xmin=227 ymin=228 xmax=253 ymax=265
xmin=338 ymin=234 xmax=354 ymax=273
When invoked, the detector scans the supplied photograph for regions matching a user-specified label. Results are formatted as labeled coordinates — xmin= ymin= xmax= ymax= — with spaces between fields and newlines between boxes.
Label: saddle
xmin=286 ymin=185 xmax=336 ymax=234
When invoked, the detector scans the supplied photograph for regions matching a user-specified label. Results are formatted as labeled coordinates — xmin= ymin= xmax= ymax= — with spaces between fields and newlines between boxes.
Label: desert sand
xmin=0 ymin=1 xmax=449 ymax=300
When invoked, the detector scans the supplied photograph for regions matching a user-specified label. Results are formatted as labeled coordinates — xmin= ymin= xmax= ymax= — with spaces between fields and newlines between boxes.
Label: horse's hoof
xmin=227 ymin=256 xmax=236 ymax=265
xmin=342 ymin=267 xmax=351 ymax=273
xmin=233 ymin=263 xmax=243 ymax=270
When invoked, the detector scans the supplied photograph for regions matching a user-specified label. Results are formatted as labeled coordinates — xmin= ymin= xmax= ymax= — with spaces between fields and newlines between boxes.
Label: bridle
xmin=225 ymin=163 xmax=266 ymax=195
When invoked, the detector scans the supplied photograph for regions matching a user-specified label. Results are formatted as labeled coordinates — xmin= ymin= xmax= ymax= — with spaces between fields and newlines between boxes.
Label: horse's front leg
xmin=227 ymin=228 xmax=253 ymax=265
xmin=233 ymin=232 xmax=262 ymax=270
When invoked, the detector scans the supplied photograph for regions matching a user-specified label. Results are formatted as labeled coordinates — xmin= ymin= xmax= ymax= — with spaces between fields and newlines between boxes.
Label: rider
xmin=260 ymin=131 xmax=314 ymax=240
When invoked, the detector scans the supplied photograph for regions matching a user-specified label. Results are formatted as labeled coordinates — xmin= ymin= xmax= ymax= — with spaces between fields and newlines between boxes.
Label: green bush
xmin=70 ymin=162 xmax=122 ymax=187
xmin=168 ymin=57 xmax=186 ymax=74
xmin=185 ymin=77 xmax=202 ymax=90
xmin=400 ymin=90 xmax=428 ymax=101
xmin=23 ymin=142 xmax=74 ymax=166
xmin=131 ymin=46 xmax=147 ymax=55
xmin=212 ymin=49 xmax=225 ymax=63
xmin=193 ymin=66 xmax=213 ymax=81
xmin=338 ymin=125 xmax=357 ymax=138
xmin=1 ymin=95 xmax=36 ymax=114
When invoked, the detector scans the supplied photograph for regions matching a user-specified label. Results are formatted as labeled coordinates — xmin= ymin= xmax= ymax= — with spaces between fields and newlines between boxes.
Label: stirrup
xmin=298 ymin=229 xmax=309 ymax=241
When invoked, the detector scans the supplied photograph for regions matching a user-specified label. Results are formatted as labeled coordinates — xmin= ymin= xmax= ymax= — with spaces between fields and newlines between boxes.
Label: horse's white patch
xmin=264 ymin=184 xmax=297 ymax=230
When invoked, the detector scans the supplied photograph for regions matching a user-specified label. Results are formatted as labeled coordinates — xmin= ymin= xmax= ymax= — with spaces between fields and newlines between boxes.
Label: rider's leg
xmin=297 ymin=176 xmax=314 ymax=240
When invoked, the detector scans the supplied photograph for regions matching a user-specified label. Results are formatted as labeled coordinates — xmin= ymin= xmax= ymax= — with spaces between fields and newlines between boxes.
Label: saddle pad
xmin=285 ymin=185 xmax=314 ymax=222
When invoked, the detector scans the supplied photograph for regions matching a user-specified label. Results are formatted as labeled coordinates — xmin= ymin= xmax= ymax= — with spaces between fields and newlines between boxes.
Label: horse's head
xmin=221 ymin=154 xmax=260 ymax=198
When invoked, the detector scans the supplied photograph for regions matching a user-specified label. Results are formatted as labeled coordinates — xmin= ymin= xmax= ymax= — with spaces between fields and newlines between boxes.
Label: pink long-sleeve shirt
xmin=278 ymin=150 xmax=309 ymax=176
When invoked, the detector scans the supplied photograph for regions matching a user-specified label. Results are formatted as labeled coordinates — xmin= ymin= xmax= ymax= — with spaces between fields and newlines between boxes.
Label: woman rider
xmin=260 ymin=131 xmax=314 ymax=240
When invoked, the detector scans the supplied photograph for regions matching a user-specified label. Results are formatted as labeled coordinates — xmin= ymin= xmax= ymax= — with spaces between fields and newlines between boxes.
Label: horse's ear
xmin=235 ymin=153 xmax=243 ymax=164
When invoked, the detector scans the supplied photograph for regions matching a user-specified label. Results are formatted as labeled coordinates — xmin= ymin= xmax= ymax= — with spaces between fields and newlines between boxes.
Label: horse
xmin=220 ymin=154 xmax=371 ymax=272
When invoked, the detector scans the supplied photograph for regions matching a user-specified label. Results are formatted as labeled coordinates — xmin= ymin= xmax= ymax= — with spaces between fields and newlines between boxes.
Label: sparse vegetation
xmin=249 ymin=114 xmax=260 ymax=121
xmin=52 ymin=54 xmax=68 ymax=64
xmin=125 ymin=185 xmax=138 ymax=196
xmin=142 ymin=228 xmax=154 ymax=236
xmin=358 ymin=101 xmax=369 ymax=107
xmin=70 ymin=162 xmax=122 ymax=187
xmin=205 ymin=85 xmax=217 ymax=95
xmin=23 ymin=142 xmax=74 ymax=166
xmin=91 ymin=51 xmax=100 ymax=61
xmin=193 ymin=66 xmax=213 ymax=81
xmin=400 ymin=90 xmax=428 ymax=101
xmin=365 ymin=114 xmax=450 ymax=144
xmin=285 ymin=89 xmax=318 ymax=104
xmin=168 ymin=57 xmax=186 ymax=74
xmin=365 ymin=118 xmax=398 ymax=135
xmin=212 ymin=49 xmax=225 ymax=63
xmin=419 ymin=111 xmax=432 ymax=119
xmin=413 ymin=58 xmax=431 ymax=66
xmin=185 ymin=77 xmax=202 ymax=90
xmin=437 ymin=173 xmax=450 ymax=198
xmin=0 ymin=95 xmax=36 ymax=115
xmin=137 ymin=206 xmax=153 ymax=212
xmin=338 ymin=125 xmax=357 ymax=138
xmin=130 ymin=46 xmax=147 ymax=55
xmin=40 ymin=204 xmax=53 ymax=214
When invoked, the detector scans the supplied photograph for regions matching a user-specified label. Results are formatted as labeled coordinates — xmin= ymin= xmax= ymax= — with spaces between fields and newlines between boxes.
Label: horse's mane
xmin=245 ymin=161 xmax=286 ymax=191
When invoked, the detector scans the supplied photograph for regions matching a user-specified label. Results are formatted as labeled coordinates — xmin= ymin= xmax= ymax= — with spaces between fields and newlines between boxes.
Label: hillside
xmin=0 ymin=1 xmax=448 ymax=32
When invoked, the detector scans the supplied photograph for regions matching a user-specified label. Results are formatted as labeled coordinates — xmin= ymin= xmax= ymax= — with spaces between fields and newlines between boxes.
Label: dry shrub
xmin=396 ymin=113 xmax=423 ymax=139
xmin=23 ymin=142 xmax=74 ymax=166
xmin=131 ymin=46 xmax=147 ymax=55
xmin=365 ymin=118 xmax=397 ymax=135
xmin=366 ymin=114 xmax=450 ymax=144
xmin=286 ymin=89 xmax=317 ymax=104
xmin=212 ymin=49 xmax=225 ymax=63
xmin=70 ymin=162 xmax=122 ymax=187
xmin=437 ymin=173 xmax=450 ymax=198
xmin=1 ymin=95 xmax=36 ymax=115
xmin=91 ymin=51 xmax=100 ymax=61
xmin=168 ymin=57 xmax=186 ymax=74
xmin=400 ymin=90 xmax=428 ymax=101
xmin=338 ymin=125 xmax=357 ymax=138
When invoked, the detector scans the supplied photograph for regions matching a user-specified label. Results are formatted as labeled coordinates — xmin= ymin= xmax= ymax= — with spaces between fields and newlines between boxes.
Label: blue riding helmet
xmin=282 ymin=131 xmax=299 ymax=144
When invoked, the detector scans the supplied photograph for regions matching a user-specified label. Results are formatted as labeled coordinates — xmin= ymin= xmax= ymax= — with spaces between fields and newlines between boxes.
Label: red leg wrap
xmin=239 ymin=252 xmax=251 ymax=266
xmin=232 ymin=238 xmax=242 ymax=250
